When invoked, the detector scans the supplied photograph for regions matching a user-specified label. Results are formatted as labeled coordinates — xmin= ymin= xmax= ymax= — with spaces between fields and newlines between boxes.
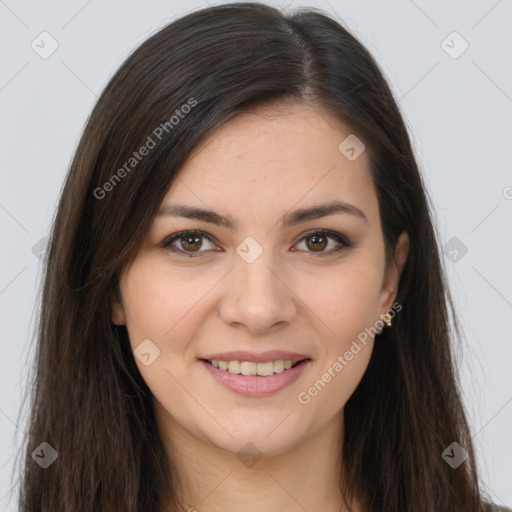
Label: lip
xmin=200 ymin=350 xmax=310 ymax=363
xmin=199 ymin=358 xmax=311 ymax=397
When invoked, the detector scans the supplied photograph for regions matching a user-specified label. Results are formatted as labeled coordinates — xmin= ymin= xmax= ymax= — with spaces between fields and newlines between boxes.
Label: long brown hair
xmin=14 ymin=2 xmax=491 ymax=510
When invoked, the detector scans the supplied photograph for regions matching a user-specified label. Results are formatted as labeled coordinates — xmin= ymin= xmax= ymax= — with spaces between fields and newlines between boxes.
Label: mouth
xmin=200 ymin=358 xmax=309 ymax=376
xmin=198 ymin=357 xmax=311 ymax=397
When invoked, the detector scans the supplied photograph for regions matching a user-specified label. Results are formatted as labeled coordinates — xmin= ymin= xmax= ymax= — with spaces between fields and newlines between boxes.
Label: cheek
xmin=121 ymin=261 xmax=212 ymax=345
xmin=298 ymin=260 xmax=384 ymax=344
xmin=119 ymin=263 xmax=207 ymax=400
xmin=295 ymin=266 xmax=380 ymax=414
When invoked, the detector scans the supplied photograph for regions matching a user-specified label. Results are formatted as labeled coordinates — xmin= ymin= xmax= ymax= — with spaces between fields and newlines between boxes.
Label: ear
xmin=378 ymin=230 xmax=409 ymax=314
xmin=110 ymin=286 xmax=126 ymax=326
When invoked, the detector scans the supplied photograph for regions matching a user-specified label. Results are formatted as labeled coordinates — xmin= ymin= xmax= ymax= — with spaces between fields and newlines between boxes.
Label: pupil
xmin=183 ymin=235 xmax=201 ymax=250
xmin=308 ymin=234 xmax=326 ymax=251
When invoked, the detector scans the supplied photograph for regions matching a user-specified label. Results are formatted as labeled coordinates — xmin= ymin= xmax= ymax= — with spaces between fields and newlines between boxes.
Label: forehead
xmin=162 ymin=101 xmax=379 ymax=227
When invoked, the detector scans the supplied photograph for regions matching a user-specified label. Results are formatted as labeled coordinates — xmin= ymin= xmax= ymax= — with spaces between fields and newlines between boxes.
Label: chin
xmin=217 ymin=433 xmax=297 ymax=461
xmin=200 ymin=419 xmax=306 ymax=461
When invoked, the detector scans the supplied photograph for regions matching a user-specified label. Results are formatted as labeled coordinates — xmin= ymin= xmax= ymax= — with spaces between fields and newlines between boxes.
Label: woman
xmin=14 ymin=2 xmax=510 ymax=511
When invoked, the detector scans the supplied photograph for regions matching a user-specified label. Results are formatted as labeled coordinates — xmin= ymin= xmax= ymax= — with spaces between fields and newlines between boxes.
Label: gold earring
xmin=383 ymin=312 xmax=393 ymax=328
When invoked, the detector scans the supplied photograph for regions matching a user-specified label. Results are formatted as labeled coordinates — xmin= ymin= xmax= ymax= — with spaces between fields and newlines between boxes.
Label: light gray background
xmin=1 ymin=0 xmax=511 ymax=509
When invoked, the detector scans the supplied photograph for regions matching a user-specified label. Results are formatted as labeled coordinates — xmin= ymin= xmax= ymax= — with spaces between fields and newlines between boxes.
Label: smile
xmin=199 ymin=358 xmax=311 ymax=396
xmin=205 ymin=359 xmax=303 ymax=376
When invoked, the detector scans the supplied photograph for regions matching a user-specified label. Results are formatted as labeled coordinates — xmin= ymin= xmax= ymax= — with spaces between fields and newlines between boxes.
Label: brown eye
xmin=161 ymin=229 xmax=353 ymax=259
xmin=293 ymin=230 xmax=352 ymax=256
xmin=161 ymin=230 xmax=217 ymax=257
xmin=180 ymin=234 xmax=203 ymax=251
xmin=304 ymin=233 xmax=328 ymax=252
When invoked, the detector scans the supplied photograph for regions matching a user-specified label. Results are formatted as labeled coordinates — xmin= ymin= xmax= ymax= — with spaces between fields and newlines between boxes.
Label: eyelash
xmin=160 ymin=229 xmax=353 ymax=258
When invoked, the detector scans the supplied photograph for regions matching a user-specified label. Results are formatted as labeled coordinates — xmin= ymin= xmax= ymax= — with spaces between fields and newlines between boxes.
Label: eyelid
xmin=160 ymin=229 xmax=353 ymax=258
xmin=161 ymin=230 xmax=218 ymax=256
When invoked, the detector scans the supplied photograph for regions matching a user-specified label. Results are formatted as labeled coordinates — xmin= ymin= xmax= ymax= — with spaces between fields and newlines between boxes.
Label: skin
xmin=112 ymin=100 xmax=409 ymax=512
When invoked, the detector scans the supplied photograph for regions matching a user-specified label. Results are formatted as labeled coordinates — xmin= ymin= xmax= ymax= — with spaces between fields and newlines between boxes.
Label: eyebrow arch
xmin=157 ymin=200 xmax=369 ymax=230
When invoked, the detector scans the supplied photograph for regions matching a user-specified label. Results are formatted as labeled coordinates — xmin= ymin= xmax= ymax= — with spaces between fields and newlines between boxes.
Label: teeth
xmin=273 ymin=360 xmax=284 ymax=373
xmin=227 ymin=360 xmax=241 ymax=374
xmin=209 ymin=359 xmax=302 ymax=376
xmin=256 ymin=361 xmax=274 ymax=377
xmin=240 ymin=361 xmax=257 ymax=376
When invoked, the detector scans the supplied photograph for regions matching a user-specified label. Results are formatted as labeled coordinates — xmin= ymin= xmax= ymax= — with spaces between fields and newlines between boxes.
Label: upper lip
xmin=200 ymin=350 xmax=310 ymax=363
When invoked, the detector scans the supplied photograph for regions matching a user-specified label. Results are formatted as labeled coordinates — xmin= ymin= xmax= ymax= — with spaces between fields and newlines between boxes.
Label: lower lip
xmin=199 ymin=359 xmax=311 ymax=397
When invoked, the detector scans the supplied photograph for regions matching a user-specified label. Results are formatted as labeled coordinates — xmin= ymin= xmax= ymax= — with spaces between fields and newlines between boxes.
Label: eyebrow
xmin=157 ymin=200 xmax=369 ymax=229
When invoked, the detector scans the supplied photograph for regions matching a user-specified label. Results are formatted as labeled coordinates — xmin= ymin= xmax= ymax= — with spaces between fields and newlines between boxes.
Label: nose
xmin=218 ymin=248 xmax=298 ymax=335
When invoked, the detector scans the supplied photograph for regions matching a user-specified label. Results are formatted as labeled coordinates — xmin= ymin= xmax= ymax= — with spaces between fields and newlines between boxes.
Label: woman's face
xmin=112 ymin=101 xmax=408 ymax=457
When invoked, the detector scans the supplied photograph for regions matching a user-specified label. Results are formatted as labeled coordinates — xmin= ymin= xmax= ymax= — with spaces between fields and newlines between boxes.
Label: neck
xmin=156 ymin=405 xmax=360 ymax=512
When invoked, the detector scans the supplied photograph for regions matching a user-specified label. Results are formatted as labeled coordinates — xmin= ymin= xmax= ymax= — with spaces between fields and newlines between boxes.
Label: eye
xmin=292 ymin=230 xmax=353 ymax=256
xmin=161 ymin=230 xmax=218 ymax=257
xmin=161 ymin=229 xmax=353 ymax=258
